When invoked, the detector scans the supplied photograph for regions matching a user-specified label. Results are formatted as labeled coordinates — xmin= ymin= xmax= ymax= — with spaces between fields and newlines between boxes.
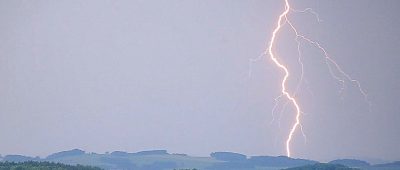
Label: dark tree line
xmin=0 ymin=161 xmax=102 ymax=170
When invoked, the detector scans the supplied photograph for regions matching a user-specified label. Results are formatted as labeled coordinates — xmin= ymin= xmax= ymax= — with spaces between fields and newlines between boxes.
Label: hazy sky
xmin=0 ymin=0 xmax=399 ymax=162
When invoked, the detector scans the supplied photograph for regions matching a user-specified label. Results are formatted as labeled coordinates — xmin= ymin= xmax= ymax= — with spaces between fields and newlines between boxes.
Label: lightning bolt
xmin=266 ymin=0 xmax=299 ymax=158
xmin=262 ymin=0 xmax=370 ymax=157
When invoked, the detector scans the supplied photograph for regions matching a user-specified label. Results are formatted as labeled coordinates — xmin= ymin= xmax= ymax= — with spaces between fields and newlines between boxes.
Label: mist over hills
xmin=0 ymin=149 xmax=398 ymax=170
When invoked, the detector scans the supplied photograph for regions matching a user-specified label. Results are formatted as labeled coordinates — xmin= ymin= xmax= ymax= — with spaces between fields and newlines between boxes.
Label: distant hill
xmin=109 ymin=150 xmax=169 ymax=157
xmin=110 ymin=151 xmax=131 ymax=157
xmin=248 ymin=156 xmax=318 ymax=167
xmin=134 ymin=150 xmax=169 ymax=156
xmin=363 ymin=161 xmax=400 ymax=170
xmin=0 ymin=149 xmax=397 ymax=170
xmin=329 ymin=159 xmax=370 ymax=167
xmin=206 ymin=152 xmax=318 ymax=170
xmin=36 ymin=149 xmax=220 ymax=170
xmin=2 ymin=155 xmax=39 ymax=162
xmin=210 ymin=152 xmax=247 ymax=161
xmin=372 ymin=161 xmax=400 ymax=168
xmin=46 ymin=149 xmax=85 ymax=160
xmin=283 ymin=163 xmax=359 ymax=170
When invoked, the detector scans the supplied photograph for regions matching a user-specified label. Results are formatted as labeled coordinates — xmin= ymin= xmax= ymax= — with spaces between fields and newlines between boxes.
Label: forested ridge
xmin=0 ymin=161 xmax=101 ymax=170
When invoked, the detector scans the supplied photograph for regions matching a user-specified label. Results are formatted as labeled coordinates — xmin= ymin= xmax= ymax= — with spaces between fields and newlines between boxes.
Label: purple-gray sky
xmin=0 ymin=0 xmax=399 ymax=162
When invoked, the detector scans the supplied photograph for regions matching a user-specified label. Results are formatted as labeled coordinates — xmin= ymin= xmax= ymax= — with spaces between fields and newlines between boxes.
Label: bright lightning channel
xmin=266 ymin=0 xmax=299 ymax=158
xmin=262 ymin=0 xmax=370 ymax=157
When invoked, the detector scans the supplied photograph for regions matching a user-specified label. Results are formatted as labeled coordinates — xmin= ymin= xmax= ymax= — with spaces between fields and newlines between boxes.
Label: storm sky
xmin=0 ymin=0 xmax=399 ymax=162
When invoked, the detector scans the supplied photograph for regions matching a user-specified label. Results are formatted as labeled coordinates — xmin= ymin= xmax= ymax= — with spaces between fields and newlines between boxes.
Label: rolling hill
xmin=0 ymin=149 xmax=397 ymax=170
